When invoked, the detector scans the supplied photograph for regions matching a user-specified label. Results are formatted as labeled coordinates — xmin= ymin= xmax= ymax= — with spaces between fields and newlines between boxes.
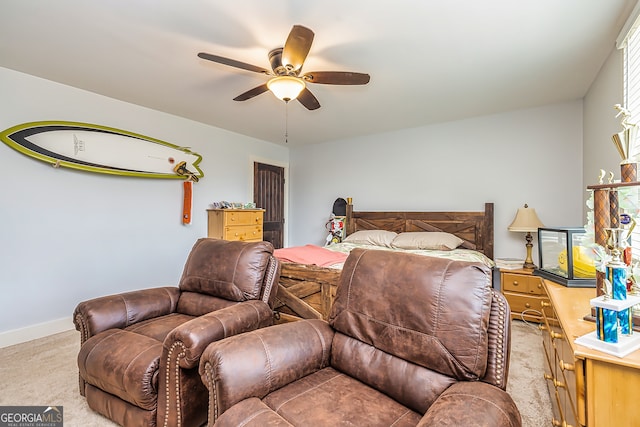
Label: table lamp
xmin=508 ymin=204 xmax=545 ymax=269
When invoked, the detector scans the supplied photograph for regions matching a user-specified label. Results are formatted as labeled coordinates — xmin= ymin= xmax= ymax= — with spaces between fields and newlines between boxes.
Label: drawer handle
xmin=525 ymin=303 xmax=531 ymax=308
xmin=512 ymin=281 xmax=519 ymax=286
xmin=551 ymin=331 xmax=563 ymax=340
xmin=537 ymin=283 xmax=542 ymax=289
xmin=541 ymin=301 xmax=551 ymax=308
xmin=559 ymin=360 xmax=575 ymax=372
xmin=234 ymin=233 xmax=239 ymax=236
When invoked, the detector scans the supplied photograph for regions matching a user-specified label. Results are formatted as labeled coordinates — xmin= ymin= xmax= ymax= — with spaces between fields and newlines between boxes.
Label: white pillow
xmin=391 ymin=232 xmax=464 ymax=250
xmin=343 ymin=230 xmax=398 ymax=247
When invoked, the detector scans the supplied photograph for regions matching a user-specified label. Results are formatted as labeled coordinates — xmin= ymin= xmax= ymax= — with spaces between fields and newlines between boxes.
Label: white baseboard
xmin=0 ymin=317 xmax=75 ymax=348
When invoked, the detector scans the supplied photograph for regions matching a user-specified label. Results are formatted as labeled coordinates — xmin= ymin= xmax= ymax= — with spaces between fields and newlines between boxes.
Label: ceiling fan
xmin=197 ymin=25 xmax=370 ymax=110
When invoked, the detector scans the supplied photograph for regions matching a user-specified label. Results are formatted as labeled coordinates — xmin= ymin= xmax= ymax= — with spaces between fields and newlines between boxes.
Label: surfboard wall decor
xmin=0 ymin=121 xmax=204 ymax=179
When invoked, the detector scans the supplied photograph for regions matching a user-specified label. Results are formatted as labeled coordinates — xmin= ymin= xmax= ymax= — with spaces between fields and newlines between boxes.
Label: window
xmin=619 ymin=5 xmax=640 ymax=262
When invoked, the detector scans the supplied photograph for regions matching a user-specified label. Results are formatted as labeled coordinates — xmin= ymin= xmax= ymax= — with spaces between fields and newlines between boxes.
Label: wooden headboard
xmin=344 ymin=202 xmax=494 ymax=259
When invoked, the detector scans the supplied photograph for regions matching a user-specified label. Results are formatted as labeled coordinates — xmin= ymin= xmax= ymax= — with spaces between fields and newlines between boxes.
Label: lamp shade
xmin=508 ymin=204 xmax=545 ymax=232
xmin=267 ymin=76 xmax=306 ymax=101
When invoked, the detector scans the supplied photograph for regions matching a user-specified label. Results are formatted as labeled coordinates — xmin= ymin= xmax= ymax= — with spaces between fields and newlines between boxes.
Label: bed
xmin=273 ymin=202 xmax=495 ymax=322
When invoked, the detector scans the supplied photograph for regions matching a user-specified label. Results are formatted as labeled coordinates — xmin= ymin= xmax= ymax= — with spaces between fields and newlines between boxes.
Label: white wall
xmin=0 ymin=67 xmax=288 ymax=342
xmin=288 ymin=101 xmax=585 ymax=261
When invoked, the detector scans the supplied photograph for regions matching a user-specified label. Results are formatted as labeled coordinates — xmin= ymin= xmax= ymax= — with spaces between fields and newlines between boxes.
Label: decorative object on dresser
xmin=585 ymin=175 xmax=640 ymax=331
xmin=542 ymin=280 xmax=640 ymax=427
xmin=612 ymin=104 xmax=638 ymax=182
xmin=533 ymin=227 xmax=596 ymax=287
xmin=500 ymin=268 xmax=554 ymax=323
xmin=508 ymin=204 xmax=545 ymax=269
xmin=207 ymin=208 xmax=264 ymax=242
xmin=574 ymin=211 xmax=640 ymax=357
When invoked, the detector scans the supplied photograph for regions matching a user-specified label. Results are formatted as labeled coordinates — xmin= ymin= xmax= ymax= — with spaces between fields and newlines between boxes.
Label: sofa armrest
xmin=164 ymin=300 xmax=274 ymax=369
xmin=418 ymin=381 xmax=521 ymax=427
xmin=73 ymin=287 xmax=180 ymax=342
xmin=199 ymin=319 xmax=334 ymax=423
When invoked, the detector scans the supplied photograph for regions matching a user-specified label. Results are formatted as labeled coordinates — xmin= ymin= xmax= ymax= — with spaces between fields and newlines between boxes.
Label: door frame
xmin=249 ymin=156 xmax=289 ymax=247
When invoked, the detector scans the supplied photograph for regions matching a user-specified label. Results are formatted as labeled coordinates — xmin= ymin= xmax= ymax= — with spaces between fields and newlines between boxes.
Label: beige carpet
xmin=0 ymin=319 xmax=551 ymax=426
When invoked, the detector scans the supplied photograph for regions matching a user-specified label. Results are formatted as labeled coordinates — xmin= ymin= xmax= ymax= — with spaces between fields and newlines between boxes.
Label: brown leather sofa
xmin=73 ymin=238 xmax=280 ymax=427
xmin=199 ymin=248 xmax=521 ymax=427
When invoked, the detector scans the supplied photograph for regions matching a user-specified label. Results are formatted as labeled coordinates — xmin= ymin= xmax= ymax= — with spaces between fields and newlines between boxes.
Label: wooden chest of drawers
xmin=542 ymin=280 xmax=640 ymax=427
xmin=540 ymin=285 xmax=584 ymax=427
xmin=501 ymin=268 xmax=554 ymax=323
xmin=207 ymin=209 xmax=264 ymax=242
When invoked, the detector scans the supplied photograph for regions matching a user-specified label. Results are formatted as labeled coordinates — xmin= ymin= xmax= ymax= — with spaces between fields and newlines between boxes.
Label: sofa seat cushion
xmin=215 ymin=398 xmax=294 ymax=427
xmin=124 ymin=312 xmax=195 ymax=342
xmin=78 ymin=329 xmax=162 ymax=410
xmin=262 ymin=367 xmax=422 ymax=426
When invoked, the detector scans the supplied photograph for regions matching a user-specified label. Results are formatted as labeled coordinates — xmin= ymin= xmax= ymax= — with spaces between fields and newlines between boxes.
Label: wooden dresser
xmin=500 ymin=268 xmax=554 ymax=323
xmin=207 ymin=209 xmax=264 ymax=242
xmin=541 ymin=280 xmax=640 ymax=427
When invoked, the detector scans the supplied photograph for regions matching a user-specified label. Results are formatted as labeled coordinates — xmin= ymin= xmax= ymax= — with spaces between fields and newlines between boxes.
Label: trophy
xmin=613 ymin=104 xmax=639 ymax=182
xmin=604 ymin=216 xmax=634 ymax=297
xmin=596 ymin=215 xmax=636 ymax=341
xmin=605 ymin=225 xmax=634 ymax=267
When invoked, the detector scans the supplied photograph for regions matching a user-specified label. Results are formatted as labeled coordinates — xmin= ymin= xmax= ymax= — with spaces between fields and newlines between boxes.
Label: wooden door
xmin=254 ymin=162 xmax=285 ymax=248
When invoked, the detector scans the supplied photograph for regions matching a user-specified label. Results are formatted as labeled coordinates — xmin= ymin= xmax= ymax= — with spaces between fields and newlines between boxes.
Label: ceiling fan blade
xmin=197 ymin=52 xmax=271 ymax=75
xmin=303 ymin=71 xmax=370 ymax=85
xmin=297 ymin=88 xmax=321 ymax=110
xmin=233 ymin=83 xmax=270 ymax=101
xmin=282 ymin=25 xmax=314 ymax=72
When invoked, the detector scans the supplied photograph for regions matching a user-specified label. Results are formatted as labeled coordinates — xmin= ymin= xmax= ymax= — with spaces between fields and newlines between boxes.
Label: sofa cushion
xmin=179 ymin=238 xmax=273 ymax=302
xmin=125 ymin=313 xmax=195 ymax=342
xmin=262 ymin=367 xmax=422 ymax=426
xmin=329 ymin=333 xmax=456 ymax=414
xmin=329 ymin=249 xmax=493 ymax=381
xmin=176 ymin=292 xmax=238 ymax=317
xmin=214 ymin=398 xmax=294 ymax=426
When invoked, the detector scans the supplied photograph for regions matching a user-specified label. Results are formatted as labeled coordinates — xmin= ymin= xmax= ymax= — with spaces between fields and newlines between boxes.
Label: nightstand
xmin=207 ymin=209 xmax=264 ymax=242
xmin=500 ymin=268 xmax=554 ymax=323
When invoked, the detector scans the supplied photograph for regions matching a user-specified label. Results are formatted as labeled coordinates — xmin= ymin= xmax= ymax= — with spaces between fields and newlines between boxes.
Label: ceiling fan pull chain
xmin=285 ymin=101 xmax=289 ymax=144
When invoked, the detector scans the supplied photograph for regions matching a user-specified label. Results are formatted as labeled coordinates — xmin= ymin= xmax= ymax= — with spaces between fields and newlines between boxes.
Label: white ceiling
xmin=0 ymin=1 xmax=636 ymax=146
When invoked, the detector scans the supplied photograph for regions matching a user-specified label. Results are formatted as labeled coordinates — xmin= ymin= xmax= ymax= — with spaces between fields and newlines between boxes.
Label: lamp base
xmin=523 ymin=232 xmax=536 ymax=270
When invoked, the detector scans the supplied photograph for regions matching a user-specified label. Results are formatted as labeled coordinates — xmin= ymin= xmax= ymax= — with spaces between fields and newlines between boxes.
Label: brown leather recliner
xmin=73 ymin=238 xmax=280 ymax=427
xmin=199 ymin=248 xmax=521 ymax=427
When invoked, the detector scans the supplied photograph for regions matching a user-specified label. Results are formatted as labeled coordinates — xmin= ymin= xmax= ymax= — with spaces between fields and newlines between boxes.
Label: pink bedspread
xmin=274 ymin=244 xmax=349 ymax=267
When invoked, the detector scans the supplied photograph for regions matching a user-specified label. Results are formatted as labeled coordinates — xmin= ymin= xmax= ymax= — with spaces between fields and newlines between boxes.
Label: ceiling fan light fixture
xmin=267 ymin=76 xmax=306 ymax=102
